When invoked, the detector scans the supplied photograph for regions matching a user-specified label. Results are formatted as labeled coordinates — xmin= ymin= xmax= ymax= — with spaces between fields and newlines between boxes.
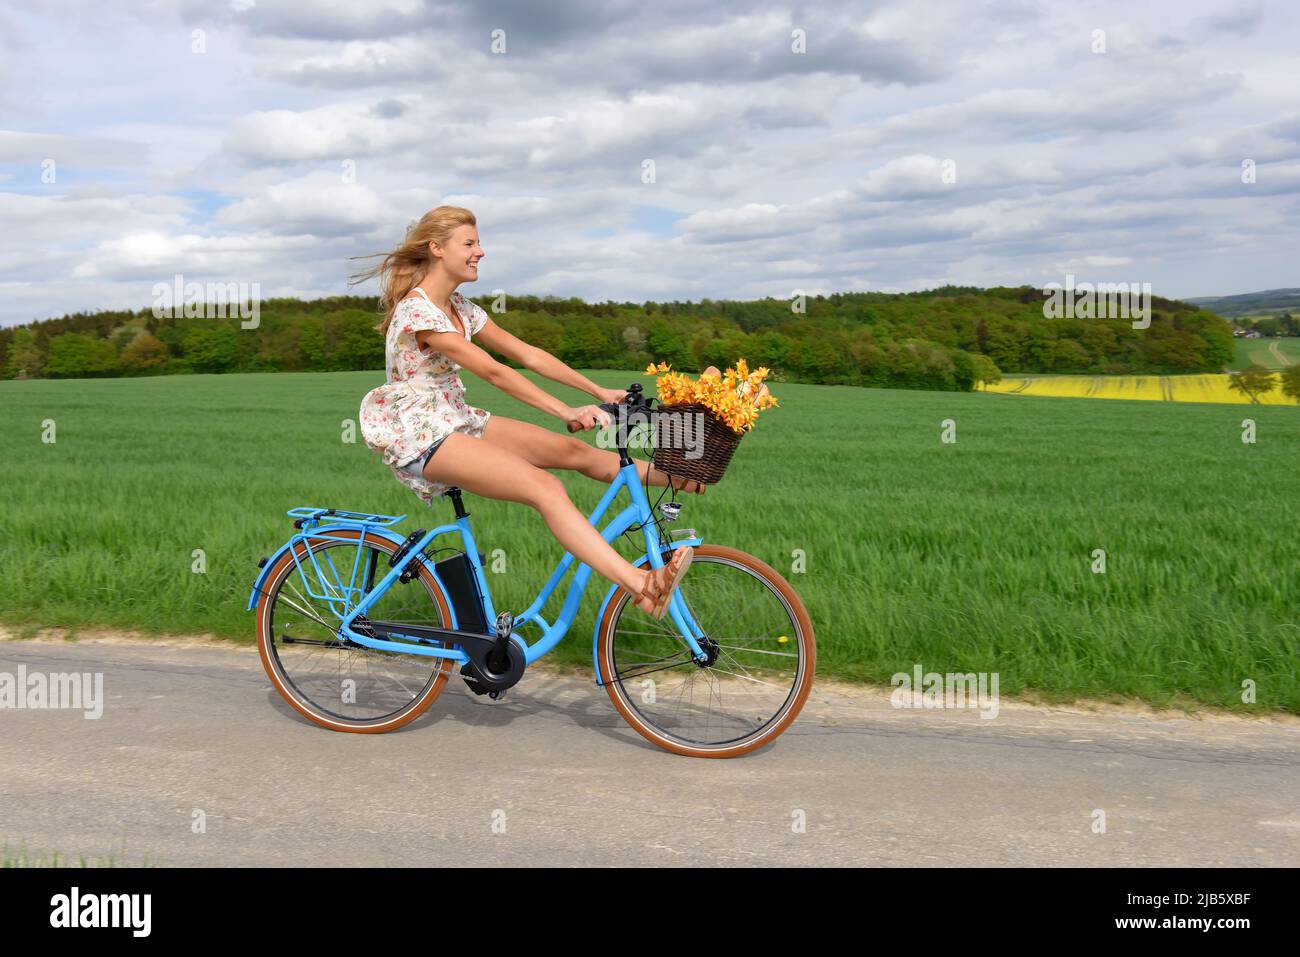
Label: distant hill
xmin=1183 ymin=288 xmax=1300 ymax=318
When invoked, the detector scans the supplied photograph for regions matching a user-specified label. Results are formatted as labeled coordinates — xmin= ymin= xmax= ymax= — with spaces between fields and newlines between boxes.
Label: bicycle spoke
xmin=711 ymin=642 xmax=800 ymax=658
xmin=611 ymin=656 xmax=695 ymax=683
xmin=278 ymin=590 xmax=337 ymax=632
xmin=705 ymin=664 xmax=791 ymax=691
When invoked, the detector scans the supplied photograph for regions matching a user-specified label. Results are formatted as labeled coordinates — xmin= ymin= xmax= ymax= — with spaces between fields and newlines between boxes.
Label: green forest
xmin=0 ymin=286 xmax=1235 ymax=393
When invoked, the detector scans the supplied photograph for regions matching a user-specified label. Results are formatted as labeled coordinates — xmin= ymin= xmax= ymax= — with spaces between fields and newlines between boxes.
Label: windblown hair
xmin=349 ymin=205 xmax=477 ymax=336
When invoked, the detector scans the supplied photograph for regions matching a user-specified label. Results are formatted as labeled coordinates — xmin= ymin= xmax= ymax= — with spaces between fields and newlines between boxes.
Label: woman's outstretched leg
xmin=424 ymin=432 xmax=655 ymax=604
xmin=480 ymin=414 xmax=706 ymax=493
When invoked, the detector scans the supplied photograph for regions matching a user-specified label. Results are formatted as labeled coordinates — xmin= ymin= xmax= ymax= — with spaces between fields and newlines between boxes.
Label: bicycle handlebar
xmin=565 ymin=404 xmax=621 ymax=433
xmin=565 ymin=382 xmax=654 ymax=433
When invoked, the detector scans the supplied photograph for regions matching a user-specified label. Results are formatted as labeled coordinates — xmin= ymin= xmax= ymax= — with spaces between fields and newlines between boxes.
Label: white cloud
xmin=71 ymin=230 xmax=319 ymax=279
xmin=214 ymin=172 xmax=395 ymax=234
xmin=223 ymin=100 xmax=428 ymax=163
xmin=2 ymin=0 xmax=1300 ymax=325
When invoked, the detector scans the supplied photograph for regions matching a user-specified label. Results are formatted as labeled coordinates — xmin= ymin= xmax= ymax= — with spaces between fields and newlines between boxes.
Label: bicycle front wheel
xmin=596 ymin=544 xmax=815 ymax=757
xmin=255 ymin=528 xmax=456 ymax=733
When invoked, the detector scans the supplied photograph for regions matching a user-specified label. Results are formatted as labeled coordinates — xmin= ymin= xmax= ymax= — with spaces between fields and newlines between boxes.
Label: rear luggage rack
xmin=287 ymin=507 xmax=407 ymax=530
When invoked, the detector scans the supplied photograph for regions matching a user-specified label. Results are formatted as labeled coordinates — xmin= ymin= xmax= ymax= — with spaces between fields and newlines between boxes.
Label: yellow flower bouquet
xmin=642 ymin=358 xmax=779 ymax=484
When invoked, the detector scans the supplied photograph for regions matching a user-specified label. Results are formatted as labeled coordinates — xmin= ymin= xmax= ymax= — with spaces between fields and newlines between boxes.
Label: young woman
xmin=352 ymin=205 xmax=699 ymax=619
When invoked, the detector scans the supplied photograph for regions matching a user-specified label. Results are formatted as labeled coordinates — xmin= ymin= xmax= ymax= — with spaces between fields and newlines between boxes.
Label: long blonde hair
xmin=350 ymin=205 xmax=477 ymax=336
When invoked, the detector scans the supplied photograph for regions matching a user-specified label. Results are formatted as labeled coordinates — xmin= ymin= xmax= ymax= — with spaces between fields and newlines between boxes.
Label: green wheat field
xmin=2 ymin=370 xmax=1297 ymax=712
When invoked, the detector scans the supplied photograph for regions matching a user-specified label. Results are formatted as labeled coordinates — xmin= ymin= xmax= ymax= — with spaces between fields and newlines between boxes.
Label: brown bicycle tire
xmin=596 ymin=544 xmax=815 ymax=758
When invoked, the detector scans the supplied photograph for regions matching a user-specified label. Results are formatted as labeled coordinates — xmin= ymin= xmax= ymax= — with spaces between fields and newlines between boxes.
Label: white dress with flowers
xmin=358 ymin=289 xmax=491 ymax=504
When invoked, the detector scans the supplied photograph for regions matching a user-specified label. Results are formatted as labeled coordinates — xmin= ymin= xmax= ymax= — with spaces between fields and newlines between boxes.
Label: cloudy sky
xmin=1 ymin=0 xmax=1297 ymax=327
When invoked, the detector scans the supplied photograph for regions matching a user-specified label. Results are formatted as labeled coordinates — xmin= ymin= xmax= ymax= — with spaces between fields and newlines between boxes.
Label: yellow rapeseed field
xmin=986 ymin=374 xmax=1296 ymax=405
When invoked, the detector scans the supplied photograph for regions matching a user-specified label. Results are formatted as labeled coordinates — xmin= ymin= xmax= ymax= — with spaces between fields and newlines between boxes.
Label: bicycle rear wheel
xmin=255 ymin=528 xmax=456 ymax=733
xmin=596 ymin=544 xmax=815 ymax=757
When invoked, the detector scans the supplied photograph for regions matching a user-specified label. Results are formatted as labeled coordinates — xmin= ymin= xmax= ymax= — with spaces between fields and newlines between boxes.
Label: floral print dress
xmin=359 ymin=289 xmax=492 ymax=504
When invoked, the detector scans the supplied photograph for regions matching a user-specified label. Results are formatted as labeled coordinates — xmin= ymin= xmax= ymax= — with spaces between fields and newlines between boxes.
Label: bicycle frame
xmin=254 ymin=461 xmax=709 ymax=672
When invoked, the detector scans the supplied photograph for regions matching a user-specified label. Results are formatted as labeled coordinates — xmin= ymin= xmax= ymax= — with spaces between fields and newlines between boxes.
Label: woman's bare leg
xmin=643 ymin=462 xmax=706 ymax=494
xmin=481 ymin=415 xmax=705 ymax=492
xmin=424 ymin=432 xmax=654 ymax=601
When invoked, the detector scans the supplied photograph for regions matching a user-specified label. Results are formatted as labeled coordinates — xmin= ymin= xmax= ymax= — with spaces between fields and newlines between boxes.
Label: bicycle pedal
xmin=495 ymin=611 xmax=513 ymax=639
xmin=488 ymin=689 xmax=506 ymax=702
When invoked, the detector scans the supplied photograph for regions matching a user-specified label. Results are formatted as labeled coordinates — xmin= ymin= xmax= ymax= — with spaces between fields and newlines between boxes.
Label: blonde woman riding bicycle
xmin=352 ymin=205 xmax=697 ymax=619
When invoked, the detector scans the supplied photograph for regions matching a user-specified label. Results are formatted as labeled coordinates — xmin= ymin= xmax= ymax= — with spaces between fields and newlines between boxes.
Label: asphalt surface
xmin=1 ymin=635 xmax=1297 ymax=867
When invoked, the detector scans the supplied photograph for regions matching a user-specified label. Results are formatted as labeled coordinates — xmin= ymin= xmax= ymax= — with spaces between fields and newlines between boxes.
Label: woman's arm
xmin=523 ymin=346 xmax=608 ymax=399
xmin=416 ymin=328 xmax=610 ymax=427
xmin=474 ymin=320 xmax=624 ymax=403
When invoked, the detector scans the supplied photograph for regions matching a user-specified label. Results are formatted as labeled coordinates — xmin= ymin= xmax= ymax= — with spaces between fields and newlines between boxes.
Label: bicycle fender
xmin=590 ymin=536 xmax=703 ymax=685
xmin=246 ymin=523 xmax=409 ymax=611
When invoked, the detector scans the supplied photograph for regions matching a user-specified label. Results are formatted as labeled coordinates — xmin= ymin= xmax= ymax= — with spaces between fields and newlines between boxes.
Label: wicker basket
xmin=652 ymin=402 xmax=743 ymax=485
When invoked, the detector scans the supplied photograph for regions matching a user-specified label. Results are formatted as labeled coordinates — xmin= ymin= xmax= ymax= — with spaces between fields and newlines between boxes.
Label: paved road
xmin=2 ymin=636 xmax=1297 ymax=866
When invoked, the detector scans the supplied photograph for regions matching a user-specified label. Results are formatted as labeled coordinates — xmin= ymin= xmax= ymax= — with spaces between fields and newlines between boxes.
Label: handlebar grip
xmin=566 ymin=400 xmax=626 ymax=434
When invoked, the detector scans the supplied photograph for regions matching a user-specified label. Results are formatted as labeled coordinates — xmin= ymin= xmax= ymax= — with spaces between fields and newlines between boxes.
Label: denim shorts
xmin=398 ymin=434 xmax=450 ymax=479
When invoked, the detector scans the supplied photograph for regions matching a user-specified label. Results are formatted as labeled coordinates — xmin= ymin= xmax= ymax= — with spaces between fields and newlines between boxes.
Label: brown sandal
xmin=654 ymin=468 xmax=705 ymax=495
xmin=672 ymin=476 xmax=706 ymax=495
xmin=635 ymin=546 xmax=694 ymax=620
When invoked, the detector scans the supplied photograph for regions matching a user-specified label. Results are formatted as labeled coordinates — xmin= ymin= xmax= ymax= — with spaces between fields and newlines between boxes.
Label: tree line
xmin=0 ymin=286 xmax=1236 ymax=393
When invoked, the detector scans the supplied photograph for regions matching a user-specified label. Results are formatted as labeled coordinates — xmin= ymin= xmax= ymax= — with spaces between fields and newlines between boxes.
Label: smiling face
xmin=430 ymin=224 xmax=483 ymax=283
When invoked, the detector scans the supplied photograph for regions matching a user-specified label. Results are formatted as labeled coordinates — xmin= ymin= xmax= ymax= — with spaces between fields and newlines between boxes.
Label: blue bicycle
xmin=249 ymin=382 xmax=815 ymax=757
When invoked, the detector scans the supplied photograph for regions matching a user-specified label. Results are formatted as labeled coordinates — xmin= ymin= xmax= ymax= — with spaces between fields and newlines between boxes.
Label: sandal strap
xmin=638 ymin=568 xmax=664 ymax=602
xmin=638 ymin=555 xmax=678 ymax=600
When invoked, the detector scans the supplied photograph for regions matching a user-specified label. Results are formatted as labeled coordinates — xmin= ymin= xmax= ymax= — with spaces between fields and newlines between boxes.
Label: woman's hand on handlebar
xmin=594 ymin=386 xmax=628 ymax=405
xmin=565 ymin=404 xmax=613 ymax=433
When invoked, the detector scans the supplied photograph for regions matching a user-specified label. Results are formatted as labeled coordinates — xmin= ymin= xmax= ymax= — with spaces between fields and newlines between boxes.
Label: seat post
xmin=446 ymin=487 xmax=469 ymax=519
